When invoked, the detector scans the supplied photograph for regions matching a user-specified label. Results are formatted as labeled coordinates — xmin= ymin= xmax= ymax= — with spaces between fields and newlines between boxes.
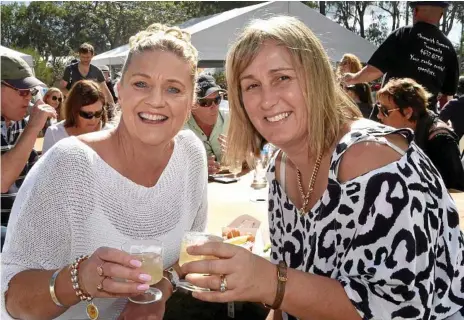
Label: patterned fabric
xmin=267 ymin=120 xmax=464 ymax=320
xmin=0 ymin=117 xmax=38 ymax=226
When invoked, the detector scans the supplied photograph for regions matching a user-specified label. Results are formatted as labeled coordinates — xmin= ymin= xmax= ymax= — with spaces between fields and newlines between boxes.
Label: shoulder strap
xmin=280 ymin=151 xmax=287 ymax=193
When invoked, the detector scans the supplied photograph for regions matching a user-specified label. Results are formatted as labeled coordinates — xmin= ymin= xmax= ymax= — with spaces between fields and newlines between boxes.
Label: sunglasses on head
xmin=198 ymin=95 xmax=222 ymax=108
xmin=78 ymin=109 xmax=104 ymax=120
xmin=376 ymin=103 xmax=400 ymax=117
xmin=1 ymin=81 xmax=38 ymax=97
xmin=51 ymin=96 xmax=63 ymax=102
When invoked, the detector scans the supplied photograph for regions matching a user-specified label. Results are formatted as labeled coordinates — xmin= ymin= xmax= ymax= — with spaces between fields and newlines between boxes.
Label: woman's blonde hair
xmin=337 ymin=53 xmax=363 ymax=76
xmin=121 ymin=23 xmax=198 ymax=100
xmin=43 ymin=87 xmax=64 ymax=120
xmin=224 ymin=16 xmax=361 ymax=166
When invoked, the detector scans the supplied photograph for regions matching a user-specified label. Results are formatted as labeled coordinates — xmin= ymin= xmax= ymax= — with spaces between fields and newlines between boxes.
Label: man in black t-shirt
xmin=60 ymin=43 xmax=115 ymax=105
xmin=344 ymin=1 xmax=459 ymax=113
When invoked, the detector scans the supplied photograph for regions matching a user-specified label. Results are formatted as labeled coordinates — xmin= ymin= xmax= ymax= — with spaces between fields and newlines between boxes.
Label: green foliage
xmin=12 ymin=47 xmax=54 ymax=86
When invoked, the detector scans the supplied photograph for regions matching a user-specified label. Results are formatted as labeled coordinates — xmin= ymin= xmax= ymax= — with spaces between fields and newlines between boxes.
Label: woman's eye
xmin=244 ymin=83 xmax=259 ymax=91
xmin=134 ymin=81 xmax=147 ymax=88
xmin=167 ymin=87 xmax=180 ymax=94
xmin=278 ymin=75 xmax=290 ymax=81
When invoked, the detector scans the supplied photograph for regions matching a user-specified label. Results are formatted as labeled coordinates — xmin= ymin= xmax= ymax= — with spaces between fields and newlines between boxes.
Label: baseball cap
xmin=196 ymin=74 xmax=226 ymax=99
xmin=99 ymin=65 xmax=110 ymax=72
xmin=1 ymin=54 xmax=45 ymax=89
xmin=409 ymin=1 xmax=449 ymax=8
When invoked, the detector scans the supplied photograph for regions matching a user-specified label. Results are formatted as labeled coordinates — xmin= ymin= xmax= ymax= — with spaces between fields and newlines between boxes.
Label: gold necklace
xmin=296 ymin=153 xmax=323 ymax=216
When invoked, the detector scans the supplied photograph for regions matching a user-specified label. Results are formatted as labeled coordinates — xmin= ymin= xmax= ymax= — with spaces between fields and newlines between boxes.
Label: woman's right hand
xmin=78 ymin=247 xmax=152 ymax=298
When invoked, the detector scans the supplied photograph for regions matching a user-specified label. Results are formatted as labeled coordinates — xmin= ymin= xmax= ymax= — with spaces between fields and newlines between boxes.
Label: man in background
xmin=184 ymin=74 xmax=228 ymax=175
xmin=1 ymin=55 xmax=56 ymax=249
xmin=344 ymin=1 xmax=459 ymax=113
xmin=60 ymin=43 xmax=115 ymax=106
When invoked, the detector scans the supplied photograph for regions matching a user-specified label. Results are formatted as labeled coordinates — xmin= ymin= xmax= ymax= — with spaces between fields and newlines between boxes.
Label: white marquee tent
xmin=0 ymin=45 xmax=34 ymax=68
xmin=93 ymin=1 xmax=377 ymax=68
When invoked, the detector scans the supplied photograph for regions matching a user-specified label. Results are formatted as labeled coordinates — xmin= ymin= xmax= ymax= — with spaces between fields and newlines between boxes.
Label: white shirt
xmin=1 ymin=130 xmax=208 ymax=319
xmin=43 ymin=120 xmax=113 ymax=154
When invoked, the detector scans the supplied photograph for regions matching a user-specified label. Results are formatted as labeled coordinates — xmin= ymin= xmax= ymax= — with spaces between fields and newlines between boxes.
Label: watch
xmin=164 ymin=267 xmax=179 ymax=293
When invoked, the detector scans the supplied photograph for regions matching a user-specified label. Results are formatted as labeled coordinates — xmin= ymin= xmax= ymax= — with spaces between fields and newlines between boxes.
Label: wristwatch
xmin=164 ymin=267 xmax=179 ymax=293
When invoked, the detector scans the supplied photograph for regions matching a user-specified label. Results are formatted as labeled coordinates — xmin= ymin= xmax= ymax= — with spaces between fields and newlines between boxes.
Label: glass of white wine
xmin=121 ymin=239 xmax=164 ymax=304
xmin=178 ymin=231 xmax=223 ymax=292
xmin=228 ymin=160 xmax=242 ymax=179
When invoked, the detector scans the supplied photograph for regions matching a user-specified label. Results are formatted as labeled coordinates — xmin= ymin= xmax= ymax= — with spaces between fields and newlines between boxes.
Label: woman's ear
xmin=404 ymin=107 xmax=414 ymax=120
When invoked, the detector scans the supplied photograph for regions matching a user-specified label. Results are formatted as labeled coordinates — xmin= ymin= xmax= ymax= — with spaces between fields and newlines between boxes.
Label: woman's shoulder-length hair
xmin=63 ymin=80 xmax=107 ymax=128
xmin=224 ymin=15 xmax=361 ymax=167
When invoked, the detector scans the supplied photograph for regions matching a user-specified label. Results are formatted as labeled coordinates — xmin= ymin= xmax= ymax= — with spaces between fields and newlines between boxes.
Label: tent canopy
xmin=0 ymin=45 xmax=34 ymax=67
xmin=93 ymin=1 xmax=377 ymax=68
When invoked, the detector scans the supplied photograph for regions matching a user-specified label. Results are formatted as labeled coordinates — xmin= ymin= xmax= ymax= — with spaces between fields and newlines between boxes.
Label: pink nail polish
xmin=139 ymin=274 xmax=152 ymax=282
xmin=137 ymin=284 xmax=150 ymax=291
xmin=130 ymin=259 xmax=142 ymax=268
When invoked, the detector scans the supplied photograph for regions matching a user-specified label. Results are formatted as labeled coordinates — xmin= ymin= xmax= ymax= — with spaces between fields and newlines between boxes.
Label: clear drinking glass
xmin=178 ymin=232 xmax=223 ymax=292
xmin=228 ymin=160 xmax=242 ymax=178
xmin=121 ymin=239 xmax=164 ymax=304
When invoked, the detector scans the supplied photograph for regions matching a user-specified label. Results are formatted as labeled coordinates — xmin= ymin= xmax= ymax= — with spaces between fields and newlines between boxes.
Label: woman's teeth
xmin=139 ymin=112 xmax=168 ymax=121
xmin=266 ymin=112 xmax=290 ymax=122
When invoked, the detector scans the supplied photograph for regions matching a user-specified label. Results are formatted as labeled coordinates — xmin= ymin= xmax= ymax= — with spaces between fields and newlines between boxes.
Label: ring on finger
xmin=97 ymin=276 xmax=109 ymax=291
xmin=220 ymin=274 xmax=228 ymax=293
xmin=96 ymin=262 xmax=105 ymax=277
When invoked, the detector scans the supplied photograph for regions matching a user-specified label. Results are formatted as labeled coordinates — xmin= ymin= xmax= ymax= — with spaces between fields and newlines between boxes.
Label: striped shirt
xmin=1 ymin=117 xmax=38 ymax=226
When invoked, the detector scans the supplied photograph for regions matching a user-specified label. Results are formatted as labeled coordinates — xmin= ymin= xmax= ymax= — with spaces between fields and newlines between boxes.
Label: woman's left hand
xmin=180 ymin=242 xmax=276 ymax=304
xmin=117 ymin=300 xmax=166 ymax=320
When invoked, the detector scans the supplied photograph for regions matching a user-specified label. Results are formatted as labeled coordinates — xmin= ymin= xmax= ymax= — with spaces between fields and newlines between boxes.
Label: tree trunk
xmin=319 ymin=1 xmax=326 ymax=15
xmin=405 ymin=2 xmax=410 ymax=25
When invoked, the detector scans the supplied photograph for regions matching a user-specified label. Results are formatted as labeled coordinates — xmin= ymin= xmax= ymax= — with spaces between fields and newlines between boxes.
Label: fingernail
xmin=130 ymin=259 xmax=142 ymax=268
xmin=139 ymin=274 xmax=152 ymax=282
xmin=137 ymin=284 xmax=150 ymax=291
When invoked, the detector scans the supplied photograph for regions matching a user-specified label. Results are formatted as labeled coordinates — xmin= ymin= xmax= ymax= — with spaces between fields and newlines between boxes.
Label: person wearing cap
xmin=99 ymin=65 xmax=117 ymax=104
xmin=184 ymin=74 xmax=228 ymax=175
xmin=344 ymin=1 xmax=459 ymax=114
xmin=440 ymin=76 xmax=464 ymax=141
xmin=0 ymin=55 xmax=56 ymax=245
xmin=60 ymin=43 xmax=115 ymax=106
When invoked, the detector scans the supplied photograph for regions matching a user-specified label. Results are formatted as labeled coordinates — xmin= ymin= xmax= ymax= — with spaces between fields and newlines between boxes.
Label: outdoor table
xmin=34 ymin=137 xmax=44 ymax=155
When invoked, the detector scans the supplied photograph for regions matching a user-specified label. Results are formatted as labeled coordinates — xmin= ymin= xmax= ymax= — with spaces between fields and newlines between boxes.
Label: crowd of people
xmin=1 ymin=1 xmax=463 ymax=320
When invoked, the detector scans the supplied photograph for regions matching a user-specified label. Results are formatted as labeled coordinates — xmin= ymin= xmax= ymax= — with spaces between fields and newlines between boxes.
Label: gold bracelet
xmin=69 ymin=255 xmax=99 ymax=320
xmin=49 ymin=268 xmax=65 ymax=307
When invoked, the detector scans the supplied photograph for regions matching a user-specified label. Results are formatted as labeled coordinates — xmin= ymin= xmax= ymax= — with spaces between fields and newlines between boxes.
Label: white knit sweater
xmin=1 ymin=129 xmax=208 ymax=319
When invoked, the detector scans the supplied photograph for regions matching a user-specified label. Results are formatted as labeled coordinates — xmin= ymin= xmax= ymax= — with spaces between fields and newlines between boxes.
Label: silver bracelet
xmin=49 ymin=268 xmax=65 ymax=307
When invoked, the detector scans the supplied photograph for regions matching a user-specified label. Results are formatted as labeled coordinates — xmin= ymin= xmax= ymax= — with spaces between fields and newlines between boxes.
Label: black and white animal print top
xmin=266 ymin=120 xmax=464 ymax=320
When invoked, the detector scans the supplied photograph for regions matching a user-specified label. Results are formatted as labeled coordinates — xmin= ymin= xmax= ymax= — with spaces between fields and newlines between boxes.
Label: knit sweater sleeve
xmin=1 ymin=140 xmax=84 ymax=316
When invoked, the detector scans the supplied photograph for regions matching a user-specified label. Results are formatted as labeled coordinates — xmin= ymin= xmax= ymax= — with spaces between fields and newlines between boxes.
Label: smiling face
xmin=192 ymin=91 xmax=221 ymax=126
xmin=117 ymin=50 xmax=194 ymax=146
xmin=239 ymin=40 xmax=308 ymax=149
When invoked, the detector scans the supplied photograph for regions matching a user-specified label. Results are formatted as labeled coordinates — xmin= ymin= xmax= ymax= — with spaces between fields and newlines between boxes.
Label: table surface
xmin=207 ymin=174 xmax=464 ymax=236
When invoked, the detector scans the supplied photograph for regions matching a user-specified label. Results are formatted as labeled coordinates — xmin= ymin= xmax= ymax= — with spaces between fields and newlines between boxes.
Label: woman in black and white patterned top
xmin=181 ymin=16 xmax=464 ymax=320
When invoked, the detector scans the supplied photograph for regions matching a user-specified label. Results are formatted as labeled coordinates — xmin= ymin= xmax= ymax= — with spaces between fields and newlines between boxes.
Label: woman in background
xmin=42 ymin=80 xmax=112 ymax=153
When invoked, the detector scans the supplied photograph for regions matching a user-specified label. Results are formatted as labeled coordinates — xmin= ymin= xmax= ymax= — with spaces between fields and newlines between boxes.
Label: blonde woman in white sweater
xmin=2 ymin=25 xmax=206 ymax=319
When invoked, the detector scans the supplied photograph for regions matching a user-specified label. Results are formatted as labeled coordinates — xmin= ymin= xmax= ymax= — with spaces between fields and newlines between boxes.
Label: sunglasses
xmin=1 ymin=81 xmax=38 ymax=97
xmin=198 ymin=95 xmax=222 ymax=108
xmin=51 ymin=96 xmax=63 ymax=102
xmin=78 ymin=109 xmax=104 ymax=120
xmin=376 ymin=103 xmax=400 ymax=117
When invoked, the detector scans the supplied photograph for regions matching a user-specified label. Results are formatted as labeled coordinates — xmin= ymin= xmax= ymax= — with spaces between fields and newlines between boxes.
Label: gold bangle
xmin=49 ymin=268 xmax=65 ymax=307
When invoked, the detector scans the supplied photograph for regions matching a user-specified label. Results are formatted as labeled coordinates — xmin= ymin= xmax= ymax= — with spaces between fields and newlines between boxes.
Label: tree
xmin=319 ymin=1 xmax=326 ymax=15
xmin=365 ymin=10 xmax=389 ymax=46
xmin=354 ymin=1 xmax=371 ymax=38
xmin=377 ymin=1 xmax=402 ymax=31
xmin=441 ymin=2 xmax=464 ymax=36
